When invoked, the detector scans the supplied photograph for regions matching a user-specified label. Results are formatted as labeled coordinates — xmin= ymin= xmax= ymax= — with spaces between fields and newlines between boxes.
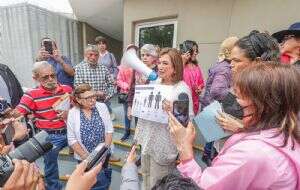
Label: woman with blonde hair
xmin=200 ymin=36 xmax=238 ymax=165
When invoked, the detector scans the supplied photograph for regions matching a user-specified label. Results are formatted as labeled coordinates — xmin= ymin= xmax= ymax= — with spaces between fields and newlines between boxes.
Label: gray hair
xmin=32 ymin=61 xmax=54 ymax=78
xmin=141 ymin=44 xmax=159 ymax=58
xmin=84 ymin=44 xmax=99 ymax=54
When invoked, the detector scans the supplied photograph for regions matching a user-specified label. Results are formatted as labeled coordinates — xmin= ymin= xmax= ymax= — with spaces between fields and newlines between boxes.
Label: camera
xmin=0 ymin=130 xmax=53 ymax=186
xmin=43 ymin=40 xmax=53 ymax=55
xmin=179 ymin=40 xmax=195 ymax=54
xmin=0 ymin=99 xmax=10 ymax=117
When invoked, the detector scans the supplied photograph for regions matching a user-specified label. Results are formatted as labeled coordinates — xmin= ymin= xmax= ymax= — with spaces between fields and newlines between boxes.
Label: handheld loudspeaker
xmin=121 ymin=45 xmax=158 ymax=81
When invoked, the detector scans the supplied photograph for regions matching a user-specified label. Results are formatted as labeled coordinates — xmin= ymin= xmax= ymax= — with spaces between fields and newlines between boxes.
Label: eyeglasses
xmin=80 ymin=95 xmax=97 ymax=101
xmin=40 ymin=74 xmax=56 ymax=81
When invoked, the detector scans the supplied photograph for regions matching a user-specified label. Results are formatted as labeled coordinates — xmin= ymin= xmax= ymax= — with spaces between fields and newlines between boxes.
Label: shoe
xmin=135 ymin=156 xmax=141 ymax=167
xmin=120 ymin=130 xmax=130 ymax=141
xmin=109 ymin=154 xmax=121 ymax=162
xmin=110 ymin=113 xmax=116 ymax=121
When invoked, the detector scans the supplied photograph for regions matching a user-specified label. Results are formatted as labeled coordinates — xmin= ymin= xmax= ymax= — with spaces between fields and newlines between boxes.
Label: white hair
xmin=84 ymin=44 xmax=99 ymax=54
xmin=32 ymin=61 xmax=54 ymax=78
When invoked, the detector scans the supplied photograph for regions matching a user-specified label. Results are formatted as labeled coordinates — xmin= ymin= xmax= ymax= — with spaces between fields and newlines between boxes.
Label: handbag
xmin=118 ymin=93 xmax=128 ymax=104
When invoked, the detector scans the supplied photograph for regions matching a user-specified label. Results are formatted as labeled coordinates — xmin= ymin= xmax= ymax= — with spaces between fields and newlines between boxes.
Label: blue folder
xmin=193 ymin=101 xmax=232 ymax=146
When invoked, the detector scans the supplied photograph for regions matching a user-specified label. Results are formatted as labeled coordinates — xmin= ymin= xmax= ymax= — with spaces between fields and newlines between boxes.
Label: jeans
xmin=105 ymin=101 xmax=112 ymax=114
xmin=123 ymin=102 xmax=131 ymax=130
xmin=43 ymin=133 xmax=67 ymax=190
xmin=77 ymin=160 xmax=112 ymax=190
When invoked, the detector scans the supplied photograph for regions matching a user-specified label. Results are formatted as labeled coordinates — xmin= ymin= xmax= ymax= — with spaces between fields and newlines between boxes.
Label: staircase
xmin=35 ymin=97 xmax=206 ymax=189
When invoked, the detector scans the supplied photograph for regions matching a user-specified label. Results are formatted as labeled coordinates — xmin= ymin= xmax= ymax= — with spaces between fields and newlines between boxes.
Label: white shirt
xmin=67 ymin=102 xmax=114 ymax=160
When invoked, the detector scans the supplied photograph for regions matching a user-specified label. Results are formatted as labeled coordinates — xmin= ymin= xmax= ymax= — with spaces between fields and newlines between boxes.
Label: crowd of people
xmin=0 ymin=21 xmax=299 ymax=190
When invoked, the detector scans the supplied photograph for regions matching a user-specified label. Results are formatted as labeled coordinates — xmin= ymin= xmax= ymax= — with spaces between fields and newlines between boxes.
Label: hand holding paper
xmin=52 ymin=93 xmax=70 ymax=111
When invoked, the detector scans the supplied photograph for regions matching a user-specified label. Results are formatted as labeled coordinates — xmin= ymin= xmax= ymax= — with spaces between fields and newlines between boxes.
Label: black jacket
xmin=0 ymin=63 xmax=23 ymax=107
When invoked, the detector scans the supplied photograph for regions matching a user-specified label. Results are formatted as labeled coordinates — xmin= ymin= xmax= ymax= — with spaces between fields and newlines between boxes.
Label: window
xmin=135 ymin=19 xmax=177 ymax=48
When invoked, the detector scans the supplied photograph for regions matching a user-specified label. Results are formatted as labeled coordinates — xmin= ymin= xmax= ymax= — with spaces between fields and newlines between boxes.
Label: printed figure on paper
xmin=154 ymin=91 xmax=162 ymax=109
xmin=148 ymin=92 xmax=154 ymax=108
xmin=132 ymin=84 xmax=173 ymax=124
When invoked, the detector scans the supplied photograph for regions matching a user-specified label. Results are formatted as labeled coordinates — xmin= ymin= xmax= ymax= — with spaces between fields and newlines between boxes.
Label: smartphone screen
xmin=173 ymin=100 xmax=189 ymax=127
xmin=1 ymin=123 xmax=15 ymax=145
xmin=43 ymin=40 xmax=53 ymax=55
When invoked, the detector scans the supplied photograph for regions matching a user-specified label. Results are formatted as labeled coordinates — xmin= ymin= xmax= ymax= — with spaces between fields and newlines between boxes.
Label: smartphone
xmin=43 ymin=40 xmax=53 ymax=55
xmin=84 ymin=144 xmax=110 ymax=172
xmin=173 ymin=100 xmax=189 ymax=127
xmin=1 ymin=123 xmax=15 ymax=145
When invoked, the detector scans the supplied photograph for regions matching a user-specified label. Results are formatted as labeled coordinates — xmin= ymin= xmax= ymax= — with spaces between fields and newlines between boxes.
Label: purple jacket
xmin=200 ymin=60 xmax=232 ymax=109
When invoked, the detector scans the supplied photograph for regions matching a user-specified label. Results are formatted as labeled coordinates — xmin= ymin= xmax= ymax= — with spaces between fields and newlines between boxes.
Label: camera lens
xmin=8 ymin=130 xmax=53 ymax=162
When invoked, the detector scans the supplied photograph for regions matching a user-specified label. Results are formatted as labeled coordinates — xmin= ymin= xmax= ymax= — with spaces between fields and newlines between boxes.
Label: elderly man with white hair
xmin=74 ymin=45 xmax=119 ymax=163
xmin=16 ymin=61 xmax=72 ymax=190
xmin=74 ymin=45 xmax=115 ymax=104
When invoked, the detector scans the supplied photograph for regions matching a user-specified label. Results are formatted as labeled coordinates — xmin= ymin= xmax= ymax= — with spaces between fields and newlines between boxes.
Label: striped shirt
xmin=17 ymin=84 xmax=72 ymax=129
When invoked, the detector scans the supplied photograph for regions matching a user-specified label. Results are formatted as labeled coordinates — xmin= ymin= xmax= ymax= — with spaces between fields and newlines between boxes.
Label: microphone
xmin=121 ymin=46 xmax=158 ymax=81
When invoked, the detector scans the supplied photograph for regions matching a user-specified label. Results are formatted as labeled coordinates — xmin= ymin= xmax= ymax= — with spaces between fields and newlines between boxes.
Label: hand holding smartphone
xmin=1 ymin=123 xmax=14 ymax=145
xmin=173 ymin=99 xmax=189 ymax=128
xmin=43 ymin=40 xmax=53 ymax=55
xmin=84 ymin=144 xmax=110 ymax=172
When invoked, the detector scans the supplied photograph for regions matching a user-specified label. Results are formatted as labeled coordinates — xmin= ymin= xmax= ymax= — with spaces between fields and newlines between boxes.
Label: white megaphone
xmin=121 ymin=45 xmax=158 ymax=81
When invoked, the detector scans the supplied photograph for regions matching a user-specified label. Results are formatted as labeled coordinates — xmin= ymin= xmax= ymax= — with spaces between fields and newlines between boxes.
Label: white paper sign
xmin=52 ymin=93 xmax=70 ymax=111
xmin=132 ymin=84 xmax=172 ymax=124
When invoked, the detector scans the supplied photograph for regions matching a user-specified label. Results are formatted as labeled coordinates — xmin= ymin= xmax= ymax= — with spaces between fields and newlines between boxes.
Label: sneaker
xmin=120 ymin=131 xmax=130 ymax=141
xmin=110 ymin=113 xmax=116 ymax=121
xmin=135 ymin=156 xmax=141 ymax=167
xmin=109 ymin=154 xmax=121 ymax=162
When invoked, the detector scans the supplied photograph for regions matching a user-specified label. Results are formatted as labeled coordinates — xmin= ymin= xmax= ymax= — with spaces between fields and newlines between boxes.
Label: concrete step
xmin=113 ymin=125 xmax=204 ymax=152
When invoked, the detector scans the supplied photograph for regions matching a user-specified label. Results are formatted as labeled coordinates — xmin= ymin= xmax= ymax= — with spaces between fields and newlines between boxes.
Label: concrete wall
xmin=82 ymin=22 xmax=123 ymax=64
xmin=123 ymin=0 xmax=300 ymax=76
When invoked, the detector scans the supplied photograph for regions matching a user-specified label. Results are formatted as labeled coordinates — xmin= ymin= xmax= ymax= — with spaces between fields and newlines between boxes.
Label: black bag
xmin=118 ymin=93 xmax=128 ymax=104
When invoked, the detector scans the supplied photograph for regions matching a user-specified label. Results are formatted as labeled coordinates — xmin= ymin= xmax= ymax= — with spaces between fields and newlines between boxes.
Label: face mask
xmin=220 ymin=92 xmax=245 ymax=120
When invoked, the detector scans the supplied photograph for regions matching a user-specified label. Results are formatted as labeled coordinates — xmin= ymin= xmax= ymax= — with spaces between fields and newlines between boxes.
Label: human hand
xmin=57 ymin=110 xmax=68 ymax=121
xmin=65 ymin=160 xmax=103 ymax=190
xmin=37 ymin=47 xmax=50 ymax=61
xmin=12 ymin=119 xmax=28 ymax=141
xmin=216 ymin=111 xmax=243 ymax=132
xmin=162 ymin=99 xmax=172 ymax=113
xmin=168 ymin=112 xmax=195 ymax=161
xmin=0 ymin=141 xmax=12 ymax=154
xmin=127 ymin=106 xmax=132 ymax=120
xmin=126 ymin=145 xmax=137 ymax=164
xmin=51 ymin=49 xmax=64 ymax=64
xmin=195 ymin=86 xmax=203 ymax=95
xmin=3 ymin=160 xmax=40 ymax=190
xmin=181 ymin=52 xmax=191 ymax=64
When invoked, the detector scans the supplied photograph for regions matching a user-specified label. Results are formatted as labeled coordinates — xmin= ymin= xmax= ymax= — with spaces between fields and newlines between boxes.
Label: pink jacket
xmin=117 ymin=66 xmax=133 ymax=93
xmin=183 ymin=65 xmax=205 ymax=114
xmin=178 ymin=129 xmax=300 ymax=190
